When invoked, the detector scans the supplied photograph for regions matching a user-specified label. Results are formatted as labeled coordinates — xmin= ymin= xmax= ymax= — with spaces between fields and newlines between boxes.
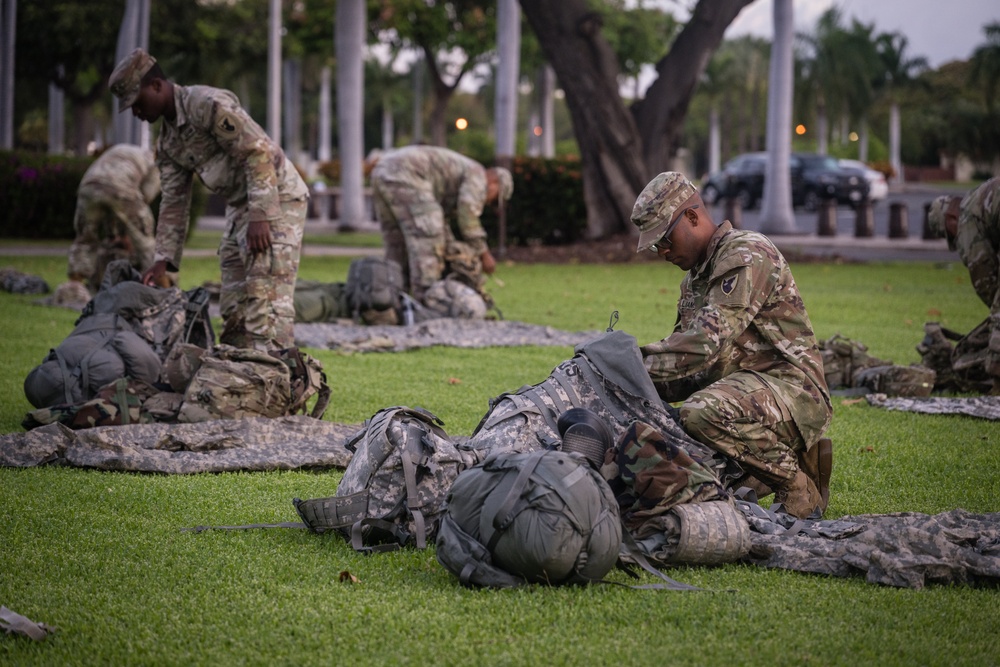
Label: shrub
xmin=481 ymin=155 xmax=587 ymax=246
xmin=0 ymin=150 xmax=91 ymax=239
xmin=0 ymin=149 xmax=207 ymax=240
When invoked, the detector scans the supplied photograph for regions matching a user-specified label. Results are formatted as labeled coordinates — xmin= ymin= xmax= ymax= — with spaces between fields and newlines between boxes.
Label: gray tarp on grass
xmin=0 ymin=416 xmax=356 ymax=473
xmin=294 ymin=318 xmax=603 ymax=353
xmin=866 ymin=393 xmax=1000 ymax=420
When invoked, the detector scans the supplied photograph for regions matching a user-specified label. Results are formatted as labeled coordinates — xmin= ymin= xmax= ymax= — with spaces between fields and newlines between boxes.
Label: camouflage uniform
xmin=370 ymin=146 xmax=507 ymax=299
xmin=154 ymin=85 xmax=309 ymax=350
xmin=931 ymin=178 xmax=1000 ymax=381
xmin=67 ymin=144 xmax=159 ymax=291
xmin=634 ymin=177 xmax=832 ymax=492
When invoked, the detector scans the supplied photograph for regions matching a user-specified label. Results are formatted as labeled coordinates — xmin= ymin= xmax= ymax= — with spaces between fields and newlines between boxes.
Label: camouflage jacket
xmin=154 ymin=85 xmax=309 ymax=270
xmin=79 ymin=144 xmax=160 ymax=204
xmin=954 ymin=177 xmax=1000 ymax=373
xmin=641 ymin=221 xmax=832 ymax=446
xmin=371 ymin=146 xmax=490 ymax=252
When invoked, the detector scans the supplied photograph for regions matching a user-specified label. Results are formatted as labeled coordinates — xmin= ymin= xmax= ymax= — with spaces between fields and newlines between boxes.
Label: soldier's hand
xmin=141 ymin=260 xmax=169 ymax=287
xmin=247 ymin=220 xmax=272 ymax=255
xmin=481 ymin=249 xmax=496 ymax=275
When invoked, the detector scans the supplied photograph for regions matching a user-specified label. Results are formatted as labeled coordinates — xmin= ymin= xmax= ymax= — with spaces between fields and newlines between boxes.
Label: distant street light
xmin=455 ymin=118 xmax=469 ymax=130
xmin=849 ymin=132 xmax=859 ymax=142
xmin=795 ymin=124 xmax=807 ymax=135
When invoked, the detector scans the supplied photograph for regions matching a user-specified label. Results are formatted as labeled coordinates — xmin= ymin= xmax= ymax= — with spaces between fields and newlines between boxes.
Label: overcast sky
xmin=722 ymin=0 xmax=999 ymax=69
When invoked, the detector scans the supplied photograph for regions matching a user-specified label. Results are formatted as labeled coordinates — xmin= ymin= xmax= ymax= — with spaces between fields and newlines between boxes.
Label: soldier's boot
xmin=796 ymin=437 xmax=833 ymax=513
xmin=772 ymin=470 xmax=823 ymax=520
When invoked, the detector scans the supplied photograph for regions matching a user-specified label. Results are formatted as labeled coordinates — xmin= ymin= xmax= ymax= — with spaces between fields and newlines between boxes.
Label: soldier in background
xmin=109 ymin=48 xmax=309 ymax=352
xmin=67 ymin=144 xmax=160 ymax=293
xmin=631 ymin=172 xmax=833 ymax=519
xmin=927 ymin=177 xmax=1000 ymax=395
xmin=370 ymin=145 xmax=513 ymax=302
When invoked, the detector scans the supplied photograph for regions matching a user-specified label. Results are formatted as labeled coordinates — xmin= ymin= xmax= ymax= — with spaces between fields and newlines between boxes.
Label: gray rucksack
xmin=436 ymin=449 xmax=623 ymax=588
xmin=293 ymin=406 xmax=483 ymax=552
xmin=344 ymin=257 xmax=405 ymax=324
xmin=467 ymin=328 xmax=731 ymax=483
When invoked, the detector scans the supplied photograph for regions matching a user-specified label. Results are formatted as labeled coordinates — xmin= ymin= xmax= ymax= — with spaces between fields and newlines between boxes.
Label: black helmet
xmin=557 ymin=407 xmax=614 ymax=470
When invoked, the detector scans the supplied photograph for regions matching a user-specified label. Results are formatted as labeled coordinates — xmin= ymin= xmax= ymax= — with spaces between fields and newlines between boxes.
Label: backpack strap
xmin=486 ymin=450 xmax=546 ymax=552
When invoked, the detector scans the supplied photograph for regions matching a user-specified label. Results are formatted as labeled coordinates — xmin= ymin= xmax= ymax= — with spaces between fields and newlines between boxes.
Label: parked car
xmin=794 ymin=153 xmax=869 ymax=211
xmin=839 ymin=158 xmax=889 ymax=202
xmin=701 ymin=152 xmax=869 ymax=211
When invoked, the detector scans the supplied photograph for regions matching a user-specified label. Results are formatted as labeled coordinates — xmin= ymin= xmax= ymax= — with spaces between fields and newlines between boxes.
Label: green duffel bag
xmin=293 ymin=280 xmax=349 ymax=323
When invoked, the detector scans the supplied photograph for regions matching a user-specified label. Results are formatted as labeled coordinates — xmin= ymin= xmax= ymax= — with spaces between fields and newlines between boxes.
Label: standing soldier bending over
xmin=109 ymin=48 xmax=309 ymax=351
xmin=927 ymin=177 xmax=1000 ymax=395
xmin=67 ymin=144 xmax=160 ymax=293
xmin=631 ymin=172 xmax=833 ymax=519
xmin=370 ymin=145 xmax=512 ymax=302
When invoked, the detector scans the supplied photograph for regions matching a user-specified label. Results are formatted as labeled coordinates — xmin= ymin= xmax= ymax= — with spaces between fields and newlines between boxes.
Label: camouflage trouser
xmin=680 ymin=371 xmax=805 ymax=487
xmin=372 ymin=182 xmax=446 ymax=299
xmin=67 ymin=187 xmax=155 ymax=291
xmin=218 ymin=197 xmax=306 ymax=351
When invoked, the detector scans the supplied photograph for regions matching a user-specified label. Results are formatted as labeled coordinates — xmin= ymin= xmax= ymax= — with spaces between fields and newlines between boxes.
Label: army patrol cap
xmin=926 ymin=195 xmax=960 ymax=239
xmin=631 ymin=171 xmax=699 ymax=252
xmin=494 ymin=167 xmax=514 ymax=202
xmin=109 ymin=48 xmax=157 ymax=113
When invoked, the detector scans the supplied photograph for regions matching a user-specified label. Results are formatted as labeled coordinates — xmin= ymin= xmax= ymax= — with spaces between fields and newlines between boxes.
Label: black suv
xmin=792 ymin=153 xmax=868 ymax=211
xmin=700 ymin=152 xmax=869 ymax=211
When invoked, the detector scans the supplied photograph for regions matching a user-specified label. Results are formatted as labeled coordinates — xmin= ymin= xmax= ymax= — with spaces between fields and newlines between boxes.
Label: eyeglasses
xmin=650 ymin=205 xmax=698 ymax=252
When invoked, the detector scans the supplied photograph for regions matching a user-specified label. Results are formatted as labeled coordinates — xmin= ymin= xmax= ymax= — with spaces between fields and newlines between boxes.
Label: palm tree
xmin=336 ymin=0 xmax=366 ymax=230
xmin=759 ymin=0 xmax=796 ymax=234
xmin=875 ymin=32 xmax=928 ymax=184
xmin=969 ymin=21 xmax=1000 ymax=115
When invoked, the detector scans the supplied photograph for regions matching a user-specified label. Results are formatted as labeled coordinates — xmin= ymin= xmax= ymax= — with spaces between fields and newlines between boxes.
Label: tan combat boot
xmin=773 ymin=470 xmax=823 ymax=519
xmin=796 ymin=437 xmax=833 ymax=513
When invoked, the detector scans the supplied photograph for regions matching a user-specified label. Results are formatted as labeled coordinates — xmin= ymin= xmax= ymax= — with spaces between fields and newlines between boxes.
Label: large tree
xmin=519 ymin=0 xmax=753 ymax=239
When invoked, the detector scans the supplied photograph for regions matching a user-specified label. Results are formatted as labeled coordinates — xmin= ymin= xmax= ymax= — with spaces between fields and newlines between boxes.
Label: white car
xmin=839 ymin=159 xmax=888 ymax=202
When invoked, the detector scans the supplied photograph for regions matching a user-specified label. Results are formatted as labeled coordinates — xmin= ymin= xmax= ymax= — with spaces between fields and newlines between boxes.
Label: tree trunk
xmin=336 ymin=0 xmax=366 ymax=229
xmin=632 ymin=0 xmax=753 ymax=173
xmin=519 ymin=0 xmax=647 ymax=239
xmin=858 ymin=116 xmax=869 ymax=163
xmin=889 ymin=101 xmax=903 ymax=184
xmin=520 ymin=0 xmax=751 ymax=238
xmin=709 ymin=105 xmax=720 ymax=175
xmin=759 ymin=0 xmax=797 ymax=234
xmin=494 ymin=0 xmax=520 ymax=164
xmin=267 ymin=0 xmax=281 ymax=144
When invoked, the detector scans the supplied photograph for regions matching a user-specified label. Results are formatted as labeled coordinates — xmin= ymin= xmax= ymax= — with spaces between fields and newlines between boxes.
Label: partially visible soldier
xmin=370 ymin=145 xmax=513 ymax=302
xmin=109 ymin=48 xmax=309 ymax=351
xmin=927 ymin=176 xmax=1000 ymax=395
xmin=67 ymin=144 xmax=160 ymax=293
xmin=631 ymin=172 xmax=833 ymax=519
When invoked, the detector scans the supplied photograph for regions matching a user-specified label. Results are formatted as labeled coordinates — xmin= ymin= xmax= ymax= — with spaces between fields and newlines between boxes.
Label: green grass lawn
xmin=1 ymin=250 xmax=998 ymax=666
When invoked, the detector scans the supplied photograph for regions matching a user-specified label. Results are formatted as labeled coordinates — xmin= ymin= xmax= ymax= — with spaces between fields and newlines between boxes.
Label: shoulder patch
xmin=214 ymin=110 xmax=242 ymax=140
xmin=721 ymin=275 xmax=737 ymax=295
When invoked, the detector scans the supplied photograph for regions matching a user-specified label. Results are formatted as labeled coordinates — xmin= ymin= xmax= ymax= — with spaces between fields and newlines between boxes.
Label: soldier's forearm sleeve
xmin=155 ymin=159 xmax=194 ymax=270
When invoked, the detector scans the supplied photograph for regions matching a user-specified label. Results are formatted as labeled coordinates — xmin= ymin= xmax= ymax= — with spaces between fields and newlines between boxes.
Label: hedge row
xmin=0 ymin=150 xmax=93 ymax=239
xmin=0 ymin=150 xmax=587 ymax=246
xmin=481 ymin=155 xmax=587 ymax=246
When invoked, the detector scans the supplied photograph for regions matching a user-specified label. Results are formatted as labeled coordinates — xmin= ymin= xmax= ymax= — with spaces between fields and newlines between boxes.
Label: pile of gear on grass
xmin=19 ymin=259 xmax=330 ymax=431
xmin=818 ymin=318 xmax=995 ymax=399
xmin=292 ymin=245 xmax=501 ymax=327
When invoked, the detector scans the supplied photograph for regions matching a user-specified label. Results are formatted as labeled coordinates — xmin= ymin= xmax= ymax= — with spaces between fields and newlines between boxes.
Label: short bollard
xmin=724 ymin=197 xmax=742 ymax=229
xmin=854 ymin=199 xmax=874 ymax=238
xmin=889 ymin=201 xmax=908 ymax=238
xmin=817 ymin=199 xmax=837 ymax=236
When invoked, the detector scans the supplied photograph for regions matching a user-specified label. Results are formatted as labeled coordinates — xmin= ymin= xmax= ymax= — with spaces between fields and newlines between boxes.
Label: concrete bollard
xmin=724 ymin=197 xmax=742 ymax=229
xmin=854 ymin=199 xmax=874 ymax=238
xmin=921 ymin=201 xmax=935 ymax=240
xmin=889 ymin=201 xmax=908 ymax=238
xmin=817 ymin=198 xmax=837 ymax=236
